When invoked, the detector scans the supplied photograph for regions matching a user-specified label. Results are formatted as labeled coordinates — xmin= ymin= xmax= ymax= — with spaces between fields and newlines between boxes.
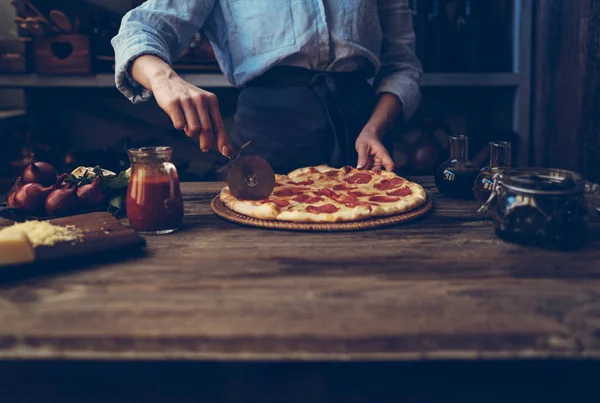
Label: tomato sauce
xmin=126 ymin=173 xmax=183 ymax=234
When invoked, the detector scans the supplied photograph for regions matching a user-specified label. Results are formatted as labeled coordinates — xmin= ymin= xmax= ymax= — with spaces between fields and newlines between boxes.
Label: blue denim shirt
xmin=111 ymin=0 xmax=422 ymax=120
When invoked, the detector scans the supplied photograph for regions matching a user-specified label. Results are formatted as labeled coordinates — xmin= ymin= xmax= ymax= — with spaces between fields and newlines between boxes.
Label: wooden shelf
xmin=0 ymin=73 xmax=229 ymax=88
xmin=420 ymin=73 xmax=520 ymax=87
xmin=0 ymin=73 xmax=520 ymax=89
xmin=0 ymin=109 xmax=26 ymax=120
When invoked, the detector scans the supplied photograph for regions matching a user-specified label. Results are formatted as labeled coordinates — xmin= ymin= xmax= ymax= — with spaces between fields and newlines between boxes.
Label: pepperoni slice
xmin=309 ymin=167 xmax=319 ymax=174
xmin=273 ymin=188 xmax=296 ymax=197
xmin=292 ymin=194 xmax=311 ymax=203
xmin=341 ymin=166 xmax=353 ymax=175
xmin=369 ymin=195 xmax=400 ymax=203
xmin=291 ymin=186 xmax=313 ymax=192
xmin=294 ymin=179 xmax=314 ymax=186
xmin=387 ymin=187 xmax=412 ymax=197
xmin=336 ymin=195 xmax=357 ymax=204
xmin=325 ymin=170 xmax=339 ymax=178
xmin=332 ymin=183 xmax=349 ymax=191
xmin=270 ymin=198 xmax=290 ymax=207
xmin=318 ymin=188 xmax=339 ymax=199
xmin=306 ymin=204 xmax=339 ymax=214
xmin=345 ymin=173 xmax=372 ymax=184
xmin=374 ymin=177 xmax=403 ymax=190
xmin=348 ymin=190 xmax=369 ymax=197
xmin=305 ymin=196 xmax=323 ymax=204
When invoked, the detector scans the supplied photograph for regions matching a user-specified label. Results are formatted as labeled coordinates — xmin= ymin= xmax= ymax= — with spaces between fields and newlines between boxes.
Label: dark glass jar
xmin=474 ymin=141 xmax=512 ymax=203
xmin=479 ymin=168 xmax=599 ymax=250
xmin=435 ymin=135 xmax=479 ymax=199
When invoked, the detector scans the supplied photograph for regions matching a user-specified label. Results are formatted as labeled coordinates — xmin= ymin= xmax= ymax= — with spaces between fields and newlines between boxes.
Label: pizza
xmin=219 ymin=165 xmax=427 ymax=223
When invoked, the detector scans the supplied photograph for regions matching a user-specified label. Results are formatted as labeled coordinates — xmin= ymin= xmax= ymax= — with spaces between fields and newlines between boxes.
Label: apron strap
xmin=308 ymin=73 xmax=348 ymax=167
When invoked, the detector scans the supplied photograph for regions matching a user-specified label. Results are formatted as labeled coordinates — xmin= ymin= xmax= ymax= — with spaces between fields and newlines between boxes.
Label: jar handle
xmin=165 ymin=162 xmax=179 ymax=206
xmin=478 ymin=186 xmax=499 ymax=213
xmin=478 ymin=173 xmax=503 ymax=213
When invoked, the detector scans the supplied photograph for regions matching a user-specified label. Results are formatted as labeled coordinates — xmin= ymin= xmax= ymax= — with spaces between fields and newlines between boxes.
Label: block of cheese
xmin=0 ymin=228 xmax=35 ymax=266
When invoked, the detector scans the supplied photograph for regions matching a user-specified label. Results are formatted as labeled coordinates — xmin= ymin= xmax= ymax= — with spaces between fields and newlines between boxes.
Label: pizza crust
xmin=219 ymin=166 xmax=427 ymax=223
xmin=219 ymin=187 xmax=279 ymax=220
xmin=277 ymin=203 xmax=372 ymax=223
xmin=368 ymin=182 xmax=427 ymax=218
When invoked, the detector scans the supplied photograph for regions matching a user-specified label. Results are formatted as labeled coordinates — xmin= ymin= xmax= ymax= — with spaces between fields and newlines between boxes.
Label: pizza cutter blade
xmin=220 ymin=141 xmax=275 ymax=201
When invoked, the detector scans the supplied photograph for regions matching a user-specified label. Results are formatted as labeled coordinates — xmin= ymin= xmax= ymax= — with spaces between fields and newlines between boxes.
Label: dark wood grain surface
xmin=35 ymin=212 xmax=145 ymax=263
xmin=532 ymin=0 xmax=600 ymax=181
xmin=0 ymin=178 xmax=599 ymax=361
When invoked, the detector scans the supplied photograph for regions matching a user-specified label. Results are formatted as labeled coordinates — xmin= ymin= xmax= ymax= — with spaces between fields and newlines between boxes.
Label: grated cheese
xmin=0 ymin=221 xmax=83 ymax=247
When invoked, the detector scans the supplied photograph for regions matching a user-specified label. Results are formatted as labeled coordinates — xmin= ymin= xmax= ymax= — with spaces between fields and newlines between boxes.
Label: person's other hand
xmin=355 ymin=129 xmax=395 ymax=171
xmin=150 ymin=72 xmax=230 ymax=156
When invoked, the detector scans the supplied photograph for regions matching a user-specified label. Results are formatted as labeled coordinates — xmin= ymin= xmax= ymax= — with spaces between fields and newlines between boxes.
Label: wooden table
xmin=1 ymin=178 xmax=600 ymax=402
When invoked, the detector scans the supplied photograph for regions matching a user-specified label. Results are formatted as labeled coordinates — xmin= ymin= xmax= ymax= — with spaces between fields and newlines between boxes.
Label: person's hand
xmin=150 ymin=73 xmax=230 ymax=156
xmin=355 ymin=129 xmax=395 ymax=172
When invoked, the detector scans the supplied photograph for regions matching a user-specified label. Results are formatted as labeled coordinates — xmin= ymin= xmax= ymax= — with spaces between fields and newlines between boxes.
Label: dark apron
xmin=230 ymin=67 xmax=387 ymax=174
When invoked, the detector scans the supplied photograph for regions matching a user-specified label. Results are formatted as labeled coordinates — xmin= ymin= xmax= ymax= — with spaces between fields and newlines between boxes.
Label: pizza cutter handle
xmin=216 ymin=140 xmax=253 ymax=173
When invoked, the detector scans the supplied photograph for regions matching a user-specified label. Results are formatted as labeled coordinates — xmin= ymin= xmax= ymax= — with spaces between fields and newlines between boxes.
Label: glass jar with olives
xmin=479 ymin=168 xmax=599 ymax=250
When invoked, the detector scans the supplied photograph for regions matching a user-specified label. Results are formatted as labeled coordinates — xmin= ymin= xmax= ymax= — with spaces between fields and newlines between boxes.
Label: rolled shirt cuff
xmin=111 ymin=37 xmax=172 ymax=104
xmin=375 ymin=74 xmax=421 ymax=122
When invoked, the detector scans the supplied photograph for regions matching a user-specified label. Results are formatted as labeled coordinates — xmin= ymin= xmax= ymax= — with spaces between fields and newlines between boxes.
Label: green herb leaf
xmin=64 ymin=173 xmax=93 ymax=187
xmin=103 ymin=169 xmax=131 ymax=189
xmin=107 ymin=194 xmax=125 ymax=215
xmin=93 ymin=165 xmax=105 ymax=180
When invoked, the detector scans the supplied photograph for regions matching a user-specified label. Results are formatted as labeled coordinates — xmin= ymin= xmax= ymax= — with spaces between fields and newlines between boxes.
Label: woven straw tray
xmin=211 ymin=195 xmax=433 ymax=232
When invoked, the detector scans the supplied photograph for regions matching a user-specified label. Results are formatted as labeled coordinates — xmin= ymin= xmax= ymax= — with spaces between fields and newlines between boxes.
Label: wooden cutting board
xmin=1 ymin=212 xmax=146 ymax=269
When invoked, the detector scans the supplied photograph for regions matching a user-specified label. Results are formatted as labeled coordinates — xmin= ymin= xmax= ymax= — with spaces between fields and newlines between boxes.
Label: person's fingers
xmin=363 ymin=155 xmax=375 ymax=171
xmin=194 ymin=95 xmax=214 ymax=153
xmin=356 ymin=141 xmax=369 ymax=169
xmin=206 ymin=92 xmax=230 ymax=157
xmin=180 ymin=97 xmax=202 ymax=140
xmin=378 ymin=147 xmax=396 ymax=172
xmin=372 ymin=156 xmax=383 ymax=172
xmin=365 ymin=162 xmax=376 ymax=171
xmin=163 ymin=99 xmax=186 ymax=131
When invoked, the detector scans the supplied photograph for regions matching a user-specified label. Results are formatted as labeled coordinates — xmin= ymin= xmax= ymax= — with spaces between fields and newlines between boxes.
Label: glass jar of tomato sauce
xmin=126 ymin=147 xmax=183 ymax=234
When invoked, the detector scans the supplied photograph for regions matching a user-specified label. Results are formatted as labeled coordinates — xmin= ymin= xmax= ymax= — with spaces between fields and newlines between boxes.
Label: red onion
xmin=12 ymin=183 xmax=54 ymax=213
xmin=76 ymin=176 xmax=105 ymax=209
xmin=6 ymin=177 xmax=23 ymax=208
xmin=45 ymin=186 xmax=78 ymax=217
xmin=22 ymin=161 xmax=58 ymax=187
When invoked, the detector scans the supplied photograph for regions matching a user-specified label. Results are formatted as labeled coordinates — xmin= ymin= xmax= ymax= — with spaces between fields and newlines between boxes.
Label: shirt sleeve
xmin=375 ymin=0 xmax=423 ymax=122
xmin=111 ymin=0 xmax=216 ymax=103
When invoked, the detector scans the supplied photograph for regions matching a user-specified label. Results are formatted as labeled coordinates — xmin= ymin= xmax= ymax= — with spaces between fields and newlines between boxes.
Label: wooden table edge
xmin=1 ymin=350 xmax=599 ymax=362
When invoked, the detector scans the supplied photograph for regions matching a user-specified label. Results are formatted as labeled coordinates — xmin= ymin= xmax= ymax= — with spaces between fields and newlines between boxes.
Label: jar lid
xmin=497 ymin=168 xmax=584 ymax=195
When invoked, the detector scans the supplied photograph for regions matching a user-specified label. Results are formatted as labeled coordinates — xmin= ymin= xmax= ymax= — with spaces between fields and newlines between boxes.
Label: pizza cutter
xmin=218 ymin=141 xmax=275 ymax=201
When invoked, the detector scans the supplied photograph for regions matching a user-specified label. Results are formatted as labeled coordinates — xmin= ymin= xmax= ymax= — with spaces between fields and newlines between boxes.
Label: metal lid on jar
xmin=496 ymin=168 xmax=585 ymax=195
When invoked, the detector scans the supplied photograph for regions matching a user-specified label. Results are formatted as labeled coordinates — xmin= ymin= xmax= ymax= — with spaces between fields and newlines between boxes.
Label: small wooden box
xmin=33 ymin=35 xmax=91 ymax=75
